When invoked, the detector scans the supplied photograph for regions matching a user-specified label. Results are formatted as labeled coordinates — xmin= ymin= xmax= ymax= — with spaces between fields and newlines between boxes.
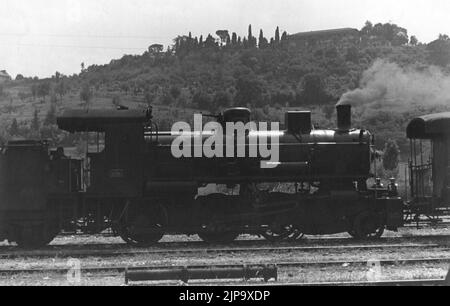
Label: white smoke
xmin=338 ymin=59 xmax=450 ymax=109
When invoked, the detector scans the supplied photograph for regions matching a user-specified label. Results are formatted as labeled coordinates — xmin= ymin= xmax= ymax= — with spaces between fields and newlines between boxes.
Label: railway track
xmin=1 ymin=233 xmax=449 ymax=253
xmin=0 ymin=242 xmax=448 ymax=259
xmin=0 ymin=257 xmax=449 ymax=276
xmin=140 ymin=278 xmax=450 ymax=286
xmin=281 ymin=279 xmax=449 ymax=286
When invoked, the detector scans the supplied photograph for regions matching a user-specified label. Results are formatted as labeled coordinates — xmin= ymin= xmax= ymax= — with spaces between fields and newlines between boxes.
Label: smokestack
xmin=336 ymin=104 xmax=352 ymax=131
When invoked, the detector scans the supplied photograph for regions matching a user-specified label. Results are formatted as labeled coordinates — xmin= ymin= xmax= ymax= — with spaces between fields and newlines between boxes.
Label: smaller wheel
xmin=198 ymin=231 xmax=239 ymax=244
xmin=349 ymin=212 xmax=385 ymax=240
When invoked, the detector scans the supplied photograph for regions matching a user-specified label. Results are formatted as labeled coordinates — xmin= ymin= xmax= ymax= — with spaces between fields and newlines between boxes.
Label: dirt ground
xmin=0 ymin=227 xmax=448 ymax=286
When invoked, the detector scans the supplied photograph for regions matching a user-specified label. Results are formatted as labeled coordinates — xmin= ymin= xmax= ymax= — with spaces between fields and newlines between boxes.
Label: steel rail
xmin=273 ymin=279 xmax=448 ymax=286
xmin=0 ymin=243 xmax=447 ymax=260
xmin=138 ymin=278 xmax=449 ymax=286
xmin=1 ymin=233 xmax=449 ymax=251
xmin=0 ymin=257 xmax=449 ymax=276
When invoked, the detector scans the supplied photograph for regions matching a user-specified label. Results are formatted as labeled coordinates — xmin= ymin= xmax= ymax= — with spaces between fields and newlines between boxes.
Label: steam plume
xmin=337 ymin=60 xmax=450 ymax=108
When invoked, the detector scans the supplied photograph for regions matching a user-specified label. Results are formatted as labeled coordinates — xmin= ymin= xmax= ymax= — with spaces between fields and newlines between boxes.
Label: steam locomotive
xmin=0 ymin=103 xmax=447 ymax=248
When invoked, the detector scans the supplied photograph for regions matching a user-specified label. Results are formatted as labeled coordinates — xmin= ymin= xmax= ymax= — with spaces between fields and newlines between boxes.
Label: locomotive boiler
xmin=0 ymin=105 xmax=404 ymax=247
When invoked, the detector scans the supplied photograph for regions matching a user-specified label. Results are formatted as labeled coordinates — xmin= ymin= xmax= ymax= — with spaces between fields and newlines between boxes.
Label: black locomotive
xmin=2 ymin=103 xmax=446 ymax=248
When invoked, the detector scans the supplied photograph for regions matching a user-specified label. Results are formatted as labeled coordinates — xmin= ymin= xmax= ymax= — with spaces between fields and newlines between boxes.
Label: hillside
xmin=0 ymin=21 xmax=449 ymax=159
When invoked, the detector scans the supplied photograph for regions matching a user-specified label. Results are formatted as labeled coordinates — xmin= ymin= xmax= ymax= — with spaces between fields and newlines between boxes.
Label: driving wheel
xmin=119 ymin=204 xmax=168 ymax=247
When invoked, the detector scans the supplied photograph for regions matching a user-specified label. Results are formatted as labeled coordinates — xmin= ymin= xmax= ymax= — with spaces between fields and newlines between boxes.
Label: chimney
xmin=336 ymin=104 xmax=352 ymax=131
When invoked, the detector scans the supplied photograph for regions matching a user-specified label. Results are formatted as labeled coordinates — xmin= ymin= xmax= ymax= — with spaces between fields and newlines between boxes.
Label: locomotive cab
xmin=57 ymin=109 xmax=150 ymax=197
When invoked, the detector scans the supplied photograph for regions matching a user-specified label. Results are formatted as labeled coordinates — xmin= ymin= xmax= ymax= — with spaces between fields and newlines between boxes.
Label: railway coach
xmin=406 ymin=112 xmax=450 ymax=225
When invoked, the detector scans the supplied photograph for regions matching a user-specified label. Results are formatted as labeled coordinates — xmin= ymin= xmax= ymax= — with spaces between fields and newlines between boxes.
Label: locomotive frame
xmin=2 ymin=104 xmax=446 ymax=248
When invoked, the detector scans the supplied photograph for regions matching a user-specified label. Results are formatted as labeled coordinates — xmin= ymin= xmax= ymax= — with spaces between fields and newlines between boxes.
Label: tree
xmin=247 ymin=25 xmax=257 ymax=48
xmin=15 ymin=74 xmax=24 ymax=81
xmin=258 ymin=30 xmax=268 ymax=49
xmin=144 ymin=90 xmax=155 ymax=106
xmin=44 ymin=104 xmax=57 ymax=126
xmin=148 ymin=44 xmax=164 ymax=54
xmin=410 ymin=36 xmax=418 ymax=46
xmin=170 ymin=85 xmax=181 ymax=99
xmin=345 ymin=46 xmax=360 ymax=62
xmin=192 ymin=91 xmax=213 ymax=110
xmin=299 ymin=74 xmax=330 ymax=105
xmin=120 ymin=83 xmax=130 ymax=95
xmin=18 ymin=91 xmax=28 ymax=102
xmin=213 ymin=91 xmax=232 ymax=109
xmin=383 ymin=140 xmax=400 ymax=171
xmin=204 ymin=34 xmax=217 ymax=48
xmin=322 ymin=105 xmax=335 ymax=120
xmin=361 ymin=21 xmax=373 ymax=36
xmin=275 ymin=26 xmax=280 ymax=44
xmin=31 ymin=84 xmax=38 ymax=100
xmin=235 ymin=74 xmax=264 ymax=107
xmin=231 ymin=32 xmax=238 ymax=46
xmin=9 ymin=119 xmax=19 ymax=136
xmin=112 ymin=95 xmax=121 ymax=107
xmin=393 ymin=29 xmax=409 ymax=46
xmin=55 ymin=80 xmax=69 ymax=100
xmin=37 ymin=82 xmax=51 ymax=100
xmin=427 ymin=35 xmax=450 ymax=66
xmin=50 ymin=93 xmax=58 ymax=107
xmin=31 ymin=109 xmax=40 ymax=134
xmin=216 ymin=30 xmax=230 ymax=46
xmin=80 ymin=83 xmax=93 ymax=107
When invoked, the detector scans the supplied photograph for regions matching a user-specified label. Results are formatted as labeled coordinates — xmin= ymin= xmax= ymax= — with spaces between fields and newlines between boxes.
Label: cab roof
xmin=57 ymin=109 xmax=149 ymax=133
xmin=407 ymin=112 xmax=450 ymax=139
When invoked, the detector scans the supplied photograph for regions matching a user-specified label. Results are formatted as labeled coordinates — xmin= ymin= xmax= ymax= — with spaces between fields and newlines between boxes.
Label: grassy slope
xmin=0 ymin=41 xmax=447 ymax=160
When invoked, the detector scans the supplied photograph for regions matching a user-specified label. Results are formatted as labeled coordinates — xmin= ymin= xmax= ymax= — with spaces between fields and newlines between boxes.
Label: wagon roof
xmin=407 ymin=112 xmax=450 ymax=139
xmin=57 ymin=108 xmax=149 ymax=132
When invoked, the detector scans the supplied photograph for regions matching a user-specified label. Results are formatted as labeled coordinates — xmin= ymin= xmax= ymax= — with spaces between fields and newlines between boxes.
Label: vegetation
xmin=0 ymin=21 xmax=449 ymax=162
xmin=383 ymin=139 xmax=401 ymax=178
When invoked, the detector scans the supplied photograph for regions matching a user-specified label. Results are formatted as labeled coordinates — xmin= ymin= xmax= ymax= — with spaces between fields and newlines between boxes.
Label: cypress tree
xmin=231 ymin=32 xmax=237 ymax=45
xmin=275 ymin=26 xmax=280 ymax=44
xmin=259 ymin=29 xmax=268 ymax=49
xmin=248 ymin=24 xmax=256 ymax=48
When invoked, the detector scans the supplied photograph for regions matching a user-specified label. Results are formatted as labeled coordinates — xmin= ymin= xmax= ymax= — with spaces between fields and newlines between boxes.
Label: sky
xmin=0 ymin=0 xmax=449 ymax=78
